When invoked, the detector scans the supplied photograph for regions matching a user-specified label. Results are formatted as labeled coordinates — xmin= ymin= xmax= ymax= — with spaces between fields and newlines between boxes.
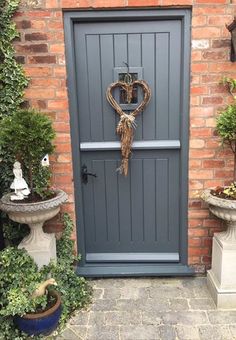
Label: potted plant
xmin=201 ymin=77 xmax=236 ymax=308
xmin=0 ymin=247 xmax=61 ymax=337
xmin=0 ymin=109 xmax=67 ymax=268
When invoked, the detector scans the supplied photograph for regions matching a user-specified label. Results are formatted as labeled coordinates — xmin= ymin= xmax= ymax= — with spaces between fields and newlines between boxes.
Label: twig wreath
xmin=106 ymin=79 xmax=151 ymax=176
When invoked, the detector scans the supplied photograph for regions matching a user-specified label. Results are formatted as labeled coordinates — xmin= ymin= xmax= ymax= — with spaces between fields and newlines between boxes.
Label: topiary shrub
xmin=0 ymin=109 xmax=56 ymax=198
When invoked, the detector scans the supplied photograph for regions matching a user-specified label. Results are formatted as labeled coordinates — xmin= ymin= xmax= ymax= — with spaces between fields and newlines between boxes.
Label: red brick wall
xmin=14 ymin=0 xmax=236 ymax=272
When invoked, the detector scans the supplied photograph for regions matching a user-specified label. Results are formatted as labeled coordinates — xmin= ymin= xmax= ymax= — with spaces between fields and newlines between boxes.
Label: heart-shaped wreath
xmin=106 ymin=80 xmax=151 ymax=176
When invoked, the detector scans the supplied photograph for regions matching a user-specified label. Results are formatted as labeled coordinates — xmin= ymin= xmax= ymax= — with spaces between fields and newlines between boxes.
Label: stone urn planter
xmin=201 ymin=189 xmax=236 ymax=308
xmin=0 ymin=190 xmax=67 ymax=269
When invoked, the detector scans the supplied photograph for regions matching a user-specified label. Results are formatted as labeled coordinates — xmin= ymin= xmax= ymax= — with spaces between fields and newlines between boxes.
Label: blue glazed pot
xmin=14 ymin=290 xmax=61 ymax=336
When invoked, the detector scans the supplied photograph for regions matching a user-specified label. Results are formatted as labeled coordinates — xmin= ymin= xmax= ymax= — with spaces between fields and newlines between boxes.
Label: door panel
xmin=64 ymin=9 xmax=192 ymax=276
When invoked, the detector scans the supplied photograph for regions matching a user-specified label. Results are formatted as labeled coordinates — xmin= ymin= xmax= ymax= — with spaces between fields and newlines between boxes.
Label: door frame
xmin=64 ymin=8 xmax=194 ymax=277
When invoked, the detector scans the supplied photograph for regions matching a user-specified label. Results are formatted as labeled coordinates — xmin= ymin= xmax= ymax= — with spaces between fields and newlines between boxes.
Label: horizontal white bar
xmin=80 ymin=140 xmax=180 ymax=151
xmin=86 ymin=252 xmax=179 ymax=263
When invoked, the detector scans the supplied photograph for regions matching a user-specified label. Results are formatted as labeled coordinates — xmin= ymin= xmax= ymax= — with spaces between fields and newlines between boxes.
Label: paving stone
xmin=120 ymin=325 xmax=160 ymax=340
xmin=124 ymin=278 xmax=154 ymax=288
xmin=105 ymin=310 xmax=142 ymax=325
xmin=168 ymin=298 xmax=189 ymax=311
xmin=70 ymin=325 xmax=88 ymax=339
xmin=158 ymin=325 xmax=176 ymax=340
xmin=229 ymin=324 xmax=236 ymax=338
xmin=69 ymin=311 xmax=89 ymax=325
xmin=86 ymin=325 xmax=120 ymax=340
xmin=162 ymin=311 xmax=208 ymax=325
xmin=198 ymin=325 xmax=233 ymax=340
xmin=149 ymin=286 xmax=186 ymax=299
xmin=208 ymin=311 xmax=236 ymax=324
xmin=91 ymin=299 xmax=117 ymax=311
xmin=142 ymin=310 xmax=162 ymax=325
xmin=120 ymin=286 xmax=149 ymax=299
xmin=189 ymin=298 xmax=215 ymax=310
xmin=88 ymin=311 xmax=106 ymax=325
xmin=59 ymin=327 xmax=81 ymax=339
xmin=176 ymin=325 xmax=200 ymax=339
xmin=90 ymin=278 xmax=125 ymax=289
xmin=92 ymin=288 xmax=104 ymax=299
xmin=102 ymin=287 xmax=121 ymax=299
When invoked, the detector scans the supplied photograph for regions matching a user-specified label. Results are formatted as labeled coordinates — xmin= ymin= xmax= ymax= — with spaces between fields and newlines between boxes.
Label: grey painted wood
xmin=64 ymin=9 xmax=192 ymax=276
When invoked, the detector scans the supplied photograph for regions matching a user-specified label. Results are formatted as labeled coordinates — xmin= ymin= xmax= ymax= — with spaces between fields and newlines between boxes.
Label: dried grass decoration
xmin=106 ymin=80 xmax=151 ymax=176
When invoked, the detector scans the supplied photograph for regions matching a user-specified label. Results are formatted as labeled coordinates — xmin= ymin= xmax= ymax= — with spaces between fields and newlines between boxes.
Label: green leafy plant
xmin=0 ymin=0 xmax=28 ymax=117
xmin=216 ymin=77 xmax=236 ymax=183
xmin=0 ymin=214 xmax=91 ymax=339
xmin=0 ymin=109 xmax=56 ymax=198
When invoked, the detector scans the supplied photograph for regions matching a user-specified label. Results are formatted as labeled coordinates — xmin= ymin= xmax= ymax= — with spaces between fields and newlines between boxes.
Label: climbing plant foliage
xmin=0 ymin=0 xmax=28 ymax=117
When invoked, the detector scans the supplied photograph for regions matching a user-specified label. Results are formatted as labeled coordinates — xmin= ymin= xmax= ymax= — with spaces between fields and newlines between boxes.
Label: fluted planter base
xmin=0 ymin=190 xmax=67 ymax=269
xmin=201 ymin=189 xmax=236 ymax=308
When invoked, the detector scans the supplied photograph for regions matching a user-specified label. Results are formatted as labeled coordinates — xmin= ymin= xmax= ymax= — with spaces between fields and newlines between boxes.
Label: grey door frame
xmin=64 ymin=8 xmax=194 ymax=277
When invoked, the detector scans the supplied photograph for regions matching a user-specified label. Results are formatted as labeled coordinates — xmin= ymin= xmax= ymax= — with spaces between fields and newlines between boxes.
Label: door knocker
xmin=106 ymin=77 xmax=151 ymax=176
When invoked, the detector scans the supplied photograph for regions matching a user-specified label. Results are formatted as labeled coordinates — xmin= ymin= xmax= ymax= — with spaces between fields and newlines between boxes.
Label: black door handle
xmin=81 ymin=164 xmax=97 ymax=184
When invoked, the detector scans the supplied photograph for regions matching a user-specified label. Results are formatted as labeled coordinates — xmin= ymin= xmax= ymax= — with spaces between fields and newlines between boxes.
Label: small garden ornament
xmin=10 ymin=161 xmax=30 ymax=201
xmin=106 ymin=74 xmax=151 ymax=176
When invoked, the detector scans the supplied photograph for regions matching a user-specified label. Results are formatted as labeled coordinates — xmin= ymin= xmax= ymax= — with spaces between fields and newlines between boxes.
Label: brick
xmin=215 ymin=170 xmax=234 ymax=178
xmin=205 ymin=118 xmax=216 ymax=127
xmin=191 ymin=51 xmax=202 ymax=62
xmin=47 ymin=21 xmax=64 ymax=30
xmin=190 ymin=118 xmax=205 ymax=127
xmin=54 ymin=66 xmax=67 ymax=77
xmin=191 ymin=63 xmax=208 ymax=73
xmin=190 ymin=150 xmax=215 ymax=158
xmin=128 ymin=0 xmax=160 ymax=5
xmin=195 ymin=0 xmax=227 ymax=3
xmin=188 ymin=229 xmax=209 ymax=237
xmin=189 ymin=160 xmax=202 ymax=169
xmin=201 ymin=75 xmax=221 ymax=83
xmin=212 ymin=39 xmax=231 ymax=48
xmin=192 ymin=16 xmax=207 ymax=27
xmin=15 ymin=20 xmax=31 ymax=29
xmin=30 ymin=20 xmax=47 ymax=29
xmin=24 ymin=66 xmax=52 ymax=77
xmin=31 ymin=100 xmax=47 ymax=109
xmin=208 ymin=15 xmax=232 ymax=26
xmin=192 ymin=39 xmax=209 ymax=49
xmin=209 ymin=62 xmax=236 ymax=72
xmin=53 ymin=122 xmax=70 ymax=132
xmin=190 ymin=107 xmax=214 ymax=117
xmin=193 ymin=6 xmax=226 ymax=15
xmin=15 ymin=44 xmax=48 ymax=53
xmin=191 ymin=85 xmax=208 ymax=95
xmin=189 ymin=238 xmax=202 ymax=247
xmin=49 ymin=43 xmax=65 ymax=53
xmin=202 ymin=51 xmax=226 ymax=60
xmin=48 ymin=99 xmax=68 ymax=110
xmin=189 ymin=219 xmax=203 ymax=228
xmin=189 ymin=180 xmax=203 ymax=190
xmin=30 ymin=78 xmax=61 ymax=87
xmin=190 ymin=139 xmax=205 ymax=148
xmin=15 ymin=56 xmax=25 ymax=64
xmin=45 ymin=0 xmax=59 ymax=7
xmin=93 ymin=0 xmax=127 ymax=6
xmin=191 ymin=128 xmax=212 ymax=137
xmin=192 ymin=27 xmax=221 ymax=39
xmin=25 ymin=33 xmax=47 ymax=41
xmin=61 ymin=0 xmax=90 ymax=6
xmin=162 ymin=0 xmax=193 ymax=4
xmin=55 ymin=143 xmax=71 ymax=153
xmin=202 ymin=96 xmax=223 ymax=105
xmin=203 ymin=160 xmax=225 ymax=168
xmin=25 ymin=88 xmax=55 ymax=99
xmin=28 ymin=55 xmax=56 ymax=64
xmin=189 ymin=170 xmax=214 ymax=179
xmin=26 ymin=11 xmax=52 ymax=18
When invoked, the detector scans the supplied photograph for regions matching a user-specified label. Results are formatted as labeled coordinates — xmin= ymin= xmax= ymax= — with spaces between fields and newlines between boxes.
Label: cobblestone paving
xmin=57 ymin=277 xmax=236 ymax=340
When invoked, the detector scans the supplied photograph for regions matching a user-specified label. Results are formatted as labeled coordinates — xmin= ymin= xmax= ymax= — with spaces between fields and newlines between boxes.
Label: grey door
xmin=64 ymin=9 xmax=192 ymax=276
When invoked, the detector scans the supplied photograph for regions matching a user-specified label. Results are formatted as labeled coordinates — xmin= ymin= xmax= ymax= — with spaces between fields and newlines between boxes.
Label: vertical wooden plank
xmin=118 ymin=170 xmax=131 ymax=247
xmin=156 ymin=33 xmax=169 ymax=140
xmin=100 ymin=35 xmax=117 ymax=141
xmin=143 ymin=159 xmax=156 ymax=242
xmin=156 ymin=159 xmax=169 ymax=242
xmin=74 ymin=29 xmax=91 ymax=142
xmin=130 ymin=159 xmax=143 ymax=242
xmin=105 ymin=160 xmax=120 ymax=243
xmin=128 ymin=34 xmax=142 ymax=140
xmin=169 ymin=23 xmax=181 ymax=140
xmin=92 ymin=160 xmax=107 ymax=248
xmin=87 ymin=35 xmax=103 ymax=142
xmin=142 ymin=33 xmax=155 ymax=140
xmin=114 ymin=34 xmax=127 ymax=67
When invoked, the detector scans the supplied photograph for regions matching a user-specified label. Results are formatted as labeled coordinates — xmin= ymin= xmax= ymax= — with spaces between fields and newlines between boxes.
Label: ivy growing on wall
xmin=0 ymin=0 xmax=28 ymax=117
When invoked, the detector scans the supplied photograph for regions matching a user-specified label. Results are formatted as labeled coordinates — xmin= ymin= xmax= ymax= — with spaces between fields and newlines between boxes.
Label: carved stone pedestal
xmin=202 ymin=189 xmax=236 ymax=308
xmin=0 ymin=190 xmax=67 ymax=269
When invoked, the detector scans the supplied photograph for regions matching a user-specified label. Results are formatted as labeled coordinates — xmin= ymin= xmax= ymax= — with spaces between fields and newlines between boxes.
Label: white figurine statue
xmin=10 ymin=161 xmax=30 ymax=201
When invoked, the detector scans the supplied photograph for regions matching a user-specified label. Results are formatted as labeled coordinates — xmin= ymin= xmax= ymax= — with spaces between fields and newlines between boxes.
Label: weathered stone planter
xmin=0 ymin=190 xmax=67 ymax=269
xmin=201 ymin=189 xmax=236 ymax=308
